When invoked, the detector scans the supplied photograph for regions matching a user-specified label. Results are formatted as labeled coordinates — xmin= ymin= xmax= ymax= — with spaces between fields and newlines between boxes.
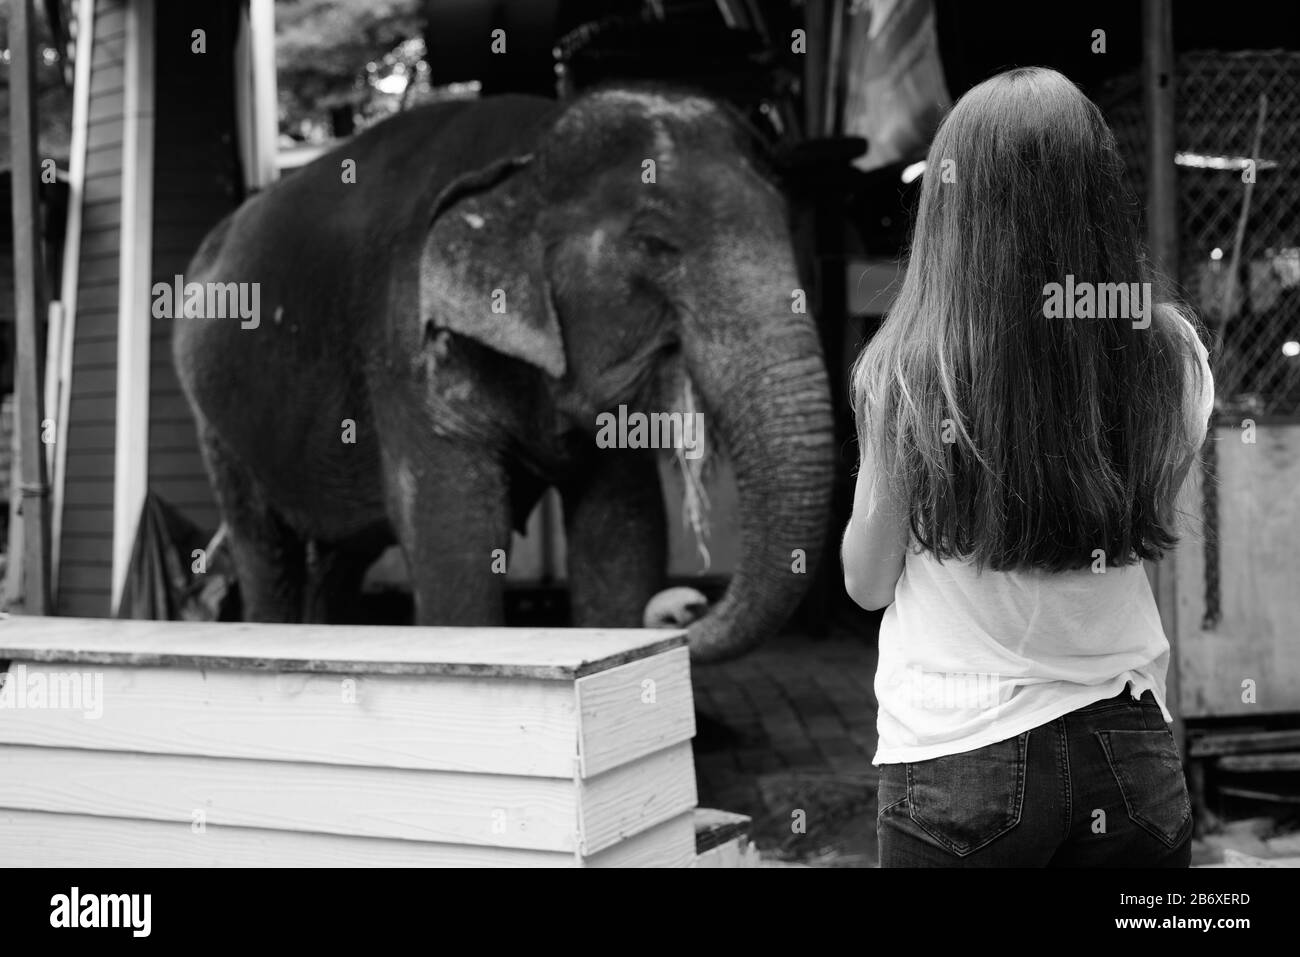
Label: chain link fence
xmin=1102 ymin=51 xmax=1300 ymax=630
xmin=1104 ymin=50 xmax=1300 ymax=420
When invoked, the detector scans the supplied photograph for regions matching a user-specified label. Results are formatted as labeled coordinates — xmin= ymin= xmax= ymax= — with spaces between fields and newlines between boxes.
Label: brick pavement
xmin=692 ymin=636 xmax=1300 ymax=867
xmin=691 ymin=634 xmax=881 ymax=864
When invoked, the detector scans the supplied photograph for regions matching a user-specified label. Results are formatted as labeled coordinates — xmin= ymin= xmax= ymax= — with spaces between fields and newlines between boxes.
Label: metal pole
xmin=7 ymin=0 xmax=53 ymax=615
xmin=1143 ymin=0 xmax=1180 ymax=748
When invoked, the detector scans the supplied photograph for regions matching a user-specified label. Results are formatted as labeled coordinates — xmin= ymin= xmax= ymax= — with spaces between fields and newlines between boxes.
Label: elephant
xmin=172 ymin=86 xmax=834 ymax=663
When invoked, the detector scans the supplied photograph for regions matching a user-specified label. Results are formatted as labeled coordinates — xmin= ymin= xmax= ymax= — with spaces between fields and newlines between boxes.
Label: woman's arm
xmin=841 ymin=443 xmax=910 ymax=611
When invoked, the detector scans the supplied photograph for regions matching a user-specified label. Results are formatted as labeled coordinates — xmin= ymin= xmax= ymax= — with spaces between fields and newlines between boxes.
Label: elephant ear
xmin=419 ymin=156 xmax=567 ymax=379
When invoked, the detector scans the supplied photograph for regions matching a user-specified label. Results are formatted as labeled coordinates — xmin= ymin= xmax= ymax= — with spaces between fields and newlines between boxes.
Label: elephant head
xmin=418 ymin=89 xmax=834 ymax=663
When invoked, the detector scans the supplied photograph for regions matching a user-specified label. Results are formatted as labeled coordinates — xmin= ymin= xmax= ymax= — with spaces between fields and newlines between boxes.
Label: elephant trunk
xmin=683 ymin=260 xmax=835 ymax=664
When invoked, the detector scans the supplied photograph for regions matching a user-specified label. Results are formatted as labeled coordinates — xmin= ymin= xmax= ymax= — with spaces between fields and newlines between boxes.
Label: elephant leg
xmin=198 ymin=424 xmax=305 ymax=623
xmin=382 ymin=442 xmax=512 ymax=625
xmin=562 ymin=449 xmax=667 ymax=627
xmin=302 ymin=534 xmax=390 ymax=624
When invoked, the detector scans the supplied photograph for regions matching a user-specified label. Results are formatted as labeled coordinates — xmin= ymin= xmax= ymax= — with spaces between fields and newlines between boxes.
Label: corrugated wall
xmin=57 ymin=0 xmax=128 ymax=616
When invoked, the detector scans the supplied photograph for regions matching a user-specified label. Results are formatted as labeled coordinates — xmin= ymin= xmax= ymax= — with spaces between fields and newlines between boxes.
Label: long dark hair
xmin=851 ymin=67 xmax=1207 ymax=572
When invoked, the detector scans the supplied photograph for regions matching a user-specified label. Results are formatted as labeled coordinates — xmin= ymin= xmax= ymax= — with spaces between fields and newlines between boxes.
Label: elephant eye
xmin=629 ymin=206 xmax=680 ymax=258
xmin=635 ymin=232 xmax=679 ymax=257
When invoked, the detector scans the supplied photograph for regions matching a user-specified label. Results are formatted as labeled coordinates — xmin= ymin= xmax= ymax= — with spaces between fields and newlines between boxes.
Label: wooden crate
xmin=0 ymin=617 xmax=697 ymax=866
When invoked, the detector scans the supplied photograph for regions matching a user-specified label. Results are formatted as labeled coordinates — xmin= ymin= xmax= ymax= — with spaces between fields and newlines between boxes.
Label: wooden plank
xmin=577 ymin=742 xmax=696 ymax=855
xmin=83 ymin=145 xmax=124 ymax=177
xmin=693 ymin=836 xmax=761 ymax=868
xmin=93 ymin=63 xmax=126 ymax=94
xmin=1189 ymin=729 xmax=1300 ymax=757
xmin=67 ymin=396 xmax=117 ymax=427
xmin=693 ymin=807 xmax=753 ymax=853
xmin=52 ymin=0 xmax=99 ymax=603
xmin=126 ymin=477 xmax=212 ymax=507
xmin=7 ymin=0 xmax=55 ymax=614
xmin=0 ymin=745 xmax=582 ymax=851
xmin=96 ymin=3 xmax=127 ymax=33
xmin=88 ymin=89 xmax=126 ymax=124
xmin=61 ymin=312 xmax=116 ymax=341
xmin=56 ymin=508 xmax=114 ymax=537
xmin=0 ymin=662 xmax=580 ymax=776
xmin=148 ymin=449 xmax=209 ymax=479
xmin=0 ymin=741 xmax=695 ymax=853
xmin=50 ymin=535 xmax=113 ymax=565
xmin=92 ymin=41 xmax=126 ymax=71
xmin=69 ymin=338 xmax=119 ymax=367
xmin=148 ymin=393 xmax=202 ymax=421
xmin=1216 ymin=787 xmax=1300 ymax=806
xmin=1179 ymin=424 xmax=1300 ymax=717
xmin=576 ymin=647 xmax=695 ymax=776
xmin=138 ymin=420 xmax=200 ymax=451
xmin=50 ymin=565 xmax=111 ymax=593
xmin=79 ymin=255 xmax=124 ymax=282
xmin=1218 ymin=753 xmax=1300 ymax=773
xmin=62 ymin=366 xmax=117 ymax=395
xmin=51 ymin=591 xmax=110 ymax=618
xmin=82 ymin=200 xmax=123 ymax=230
xmin=0 ymin=617 xmax=687 ymax=679
xmin=85 ymin=162 xmax=125 ymax=185
xmin=64 ymin=426 xmax=119 ymax=452
xmin=86 ymin=118 xmax=125 ymax=151
xmin=0 ymin=810 xmax=575 ymax=867
xmin=583 ymin=811 xmax=695 ymax=867
xmin=113 ymin=0 xmax=158 ymax=612
xmin=77 ymin=284 xmax=121 ymax=313
xmin=63 ymin=477 xmax=116 ymax=509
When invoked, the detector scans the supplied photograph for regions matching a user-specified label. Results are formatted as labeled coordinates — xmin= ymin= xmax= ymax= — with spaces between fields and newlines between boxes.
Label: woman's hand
xmin=841 ymin=443 xmax=910 ymax=611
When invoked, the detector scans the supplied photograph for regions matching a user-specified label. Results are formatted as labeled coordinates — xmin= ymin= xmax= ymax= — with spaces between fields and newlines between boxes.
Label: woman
xmin=842 ymin=67 xmax=1214 ymax=867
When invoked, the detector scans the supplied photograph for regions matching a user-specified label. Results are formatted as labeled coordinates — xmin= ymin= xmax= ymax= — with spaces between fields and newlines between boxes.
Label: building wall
xmin=57 ymin=0 xmax=128 ymax=616
xmin=57 ymin=0 xmax=241 ymax=615
xmin=145 ymin=0 xmax=241 ymax=535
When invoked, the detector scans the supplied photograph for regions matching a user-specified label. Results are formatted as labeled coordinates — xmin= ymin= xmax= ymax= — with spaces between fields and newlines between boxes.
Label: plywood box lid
xmin=0 ymin=616 xmax=688 ymax=679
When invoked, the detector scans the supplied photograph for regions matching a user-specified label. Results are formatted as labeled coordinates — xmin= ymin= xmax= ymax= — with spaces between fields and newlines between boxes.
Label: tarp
xmin=842 ymin=0 xmax=951 ymax=172
xmin=115 ymin=491 xmax=238 ymax=621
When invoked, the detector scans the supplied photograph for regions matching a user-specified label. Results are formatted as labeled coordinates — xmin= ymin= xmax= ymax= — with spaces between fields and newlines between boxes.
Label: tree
xmin=0 ymin=3 xmax=72 ymax=170
xmin=276 ymin=0 xmax=424 ymax=140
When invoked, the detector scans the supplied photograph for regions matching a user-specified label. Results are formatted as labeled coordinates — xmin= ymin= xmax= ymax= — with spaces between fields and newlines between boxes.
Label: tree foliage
xmin=0 ymin=4 xmax=72 ymax=170
xmin=276 ymin=0 xmax=424 ymax=139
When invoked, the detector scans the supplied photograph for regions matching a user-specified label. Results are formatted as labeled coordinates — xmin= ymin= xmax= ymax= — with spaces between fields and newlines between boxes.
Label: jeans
xmin=876 ymin=687 xmax=1193 ymax=867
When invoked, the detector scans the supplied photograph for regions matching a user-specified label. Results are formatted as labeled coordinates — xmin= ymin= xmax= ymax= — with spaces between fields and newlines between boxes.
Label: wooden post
xmin=6 ymin=0 xmax=52 ymax=615
xmin=111 ymin=0 xmax=156 ymax=613
xmin=1143 ymin=0 xmax=1181 ymax=749
xmin=803 ymin=1 xmax=827 ymax=137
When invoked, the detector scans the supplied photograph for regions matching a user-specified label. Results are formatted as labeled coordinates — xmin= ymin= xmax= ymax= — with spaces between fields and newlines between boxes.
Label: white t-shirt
xmin=873 ymin=316 xmax=1215 ymax=765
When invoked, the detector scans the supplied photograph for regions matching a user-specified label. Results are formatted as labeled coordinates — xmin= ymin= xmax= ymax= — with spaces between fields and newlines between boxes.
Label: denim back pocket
xmin=1094 ymin=728 xmax=1192 ymax=848
xmin=905 ymin=732 xmax=1029 ymax=856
